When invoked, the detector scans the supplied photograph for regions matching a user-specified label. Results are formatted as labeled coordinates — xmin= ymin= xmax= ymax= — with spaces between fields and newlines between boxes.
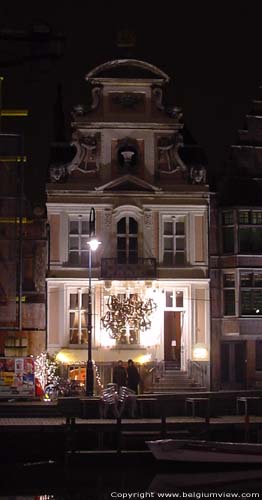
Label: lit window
xmin=69 ymin=290 xmax=88 ymax=345
xmin=116 ymin=293 xmax=139 ymax=345
xmin=117 ymin=217 xmax=138 ymax=264
xmin=162 ymin=217 xmax=185 ymax=266
xmin=68 ymin=218 xmax=89 ymax=266
xmin=165 ymin=290 xmax=184 ymax=308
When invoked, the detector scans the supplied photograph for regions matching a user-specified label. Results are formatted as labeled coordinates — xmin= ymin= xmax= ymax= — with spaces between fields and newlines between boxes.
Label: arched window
xmin=117 ymin=217 xmax=138 ymax=264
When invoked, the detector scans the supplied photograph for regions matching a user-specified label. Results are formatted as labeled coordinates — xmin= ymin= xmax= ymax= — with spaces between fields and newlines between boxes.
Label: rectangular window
xmin=223 ymin=273 xmax=235 ymax=316
xmin=165 ymin=290 xmax=184 ymax=308
xmin=240 ymin=272 xmax=262 ymax=315
xmin=163 ymin=217 xmax=186 ymax=266
xmin=69 ymin=290 xmax=88 ymax=345
xmin=222 ymin=211 xmax=234 ymax=253
xmin=222 ymin=211 xmax=234 ymax=225
xmin=238 ymin=210 xmax=262 ymax=254
xmin=68 ymin=217 xmax=89 ymax=267
xmin=252 ymin=212 xmax=262 ymax=225
xmin=239 ymin=211 xmax=250 ymax=224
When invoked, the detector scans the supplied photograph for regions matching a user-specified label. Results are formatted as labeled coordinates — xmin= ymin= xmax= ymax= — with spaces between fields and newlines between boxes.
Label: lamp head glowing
xmin=192 ymin=344 xmax=209 ymax=361
xmin=88 ymin=238 xmax=101 ymax=252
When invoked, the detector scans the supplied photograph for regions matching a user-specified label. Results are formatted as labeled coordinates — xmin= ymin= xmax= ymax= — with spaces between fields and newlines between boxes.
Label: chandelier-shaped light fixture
xmin=101 ymin=294 xmax=157 ymax=340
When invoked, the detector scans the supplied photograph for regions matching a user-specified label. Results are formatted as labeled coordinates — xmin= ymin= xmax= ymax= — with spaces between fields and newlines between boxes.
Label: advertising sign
xmin=0 ymin=357 xmax=35 ymax=398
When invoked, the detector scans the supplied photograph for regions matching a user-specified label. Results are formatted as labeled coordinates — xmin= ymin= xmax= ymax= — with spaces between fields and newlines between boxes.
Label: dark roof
xmin=217 ymin=177 xmax=262 ymax=206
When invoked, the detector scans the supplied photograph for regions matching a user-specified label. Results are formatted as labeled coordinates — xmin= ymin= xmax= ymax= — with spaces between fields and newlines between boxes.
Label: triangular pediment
xmin=95 ymin=175 xmax=161 ymax=192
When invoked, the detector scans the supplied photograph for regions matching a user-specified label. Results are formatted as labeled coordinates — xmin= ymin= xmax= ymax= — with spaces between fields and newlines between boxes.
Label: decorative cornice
xmin=85 ymin=59 xmax=170 ymax=84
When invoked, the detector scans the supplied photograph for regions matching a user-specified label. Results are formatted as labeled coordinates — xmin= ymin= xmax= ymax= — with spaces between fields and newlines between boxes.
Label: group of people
xmin=113 ymin=359 xmax=140 ymax=394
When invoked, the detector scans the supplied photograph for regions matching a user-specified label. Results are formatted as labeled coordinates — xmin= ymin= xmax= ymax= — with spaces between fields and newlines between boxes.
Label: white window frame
xmin=68 ymin=216 xmax=89 ymax=267
xmin=116 ymin=216 xmax=138 ymax=264
xmin=68 ymin=288 xmax=89 ymax=346
xmin=161 ymin=215 xmax=186 ymax=266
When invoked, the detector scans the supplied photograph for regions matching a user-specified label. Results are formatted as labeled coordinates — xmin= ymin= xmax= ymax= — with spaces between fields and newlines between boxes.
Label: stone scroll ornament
xmin=101 ymin=295 xmax=157 ymax=340
xmin=152 ymin=87 xmax=183 ymax=120
xmin=67 ymin=133 xmax=100 ymax=174
xmin=72 ymin=87 xmax=101 ymax=116
xmin=49 ymin=133 xmax=100 ymax=182
xmin=157 ymin=134 xmax=187 ymax=173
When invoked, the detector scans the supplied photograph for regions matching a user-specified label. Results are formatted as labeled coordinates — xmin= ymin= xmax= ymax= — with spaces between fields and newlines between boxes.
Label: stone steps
xmin=147 ymin=366 xmax=206 ymax=393
xmin=147 ymin=387 xmax=206 ymax=393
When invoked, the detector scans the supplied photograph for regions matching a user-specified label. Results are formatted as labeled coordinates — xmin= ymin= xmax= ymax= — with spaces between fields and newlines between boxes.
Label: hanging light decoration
xmin=101 ymin=295 xmax=157 ymax=340
xmin=93 ymin=360 xmax=103 ymax=389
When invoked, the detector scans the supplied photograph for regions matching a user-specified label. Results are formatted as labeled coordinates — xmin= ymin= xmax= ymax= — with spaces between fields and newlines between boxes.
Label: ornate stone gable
xmin=48 ymin=58 xmax=208 ymax=189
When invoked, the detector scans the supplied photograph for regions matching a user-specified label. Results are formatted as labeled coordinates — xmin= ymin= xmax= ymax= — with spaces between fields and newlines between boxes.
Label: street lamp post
xmin=86 ymin=207 xmax=101 ymax=397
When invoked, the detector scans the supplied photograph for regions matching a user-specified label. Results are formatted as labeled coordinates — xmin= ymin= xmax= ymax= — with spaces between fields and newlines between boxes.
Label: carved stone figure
xmin=190 ymin=166 xmax=207 ymax=184
xmin=49 ymin=164 xmax=67 ymax=183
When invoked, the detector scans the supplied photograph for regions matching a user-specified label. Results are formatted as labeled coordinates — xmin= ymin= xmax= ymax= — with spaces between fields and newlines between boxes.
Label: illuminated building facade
xmin=46 ymin=59 xmax=211 ymax=389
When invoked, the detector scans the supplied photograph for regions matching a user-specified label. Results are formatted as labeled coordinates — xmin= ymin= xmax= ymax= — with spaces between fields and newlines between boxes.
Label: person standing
xmin=113 ymin=360 xmax=127 ymax=391
xmin=127 ymin=359 xmax=140 ymax=394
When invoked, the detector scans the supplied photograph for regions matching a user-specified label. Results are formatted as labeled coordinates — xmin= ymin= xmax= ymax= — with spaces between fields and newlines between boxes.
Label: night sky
xmin=1 ymin=2 xmax=262 ymax=205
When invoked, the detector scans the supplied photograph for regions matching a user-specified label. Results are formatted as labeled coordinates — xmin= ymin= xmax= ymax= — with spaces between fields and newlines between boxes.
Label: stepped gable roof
xmin=85 ymin=59 xmax=170 ymax=83
xmin=218 ymin=176 xmax=262 ymax=206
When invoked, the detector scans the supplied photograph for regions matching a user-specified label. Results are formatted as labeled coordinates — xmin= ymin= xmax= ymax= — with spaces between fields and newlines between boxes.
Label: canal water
xmin=1 ymin=456 xmax=262 ymax=499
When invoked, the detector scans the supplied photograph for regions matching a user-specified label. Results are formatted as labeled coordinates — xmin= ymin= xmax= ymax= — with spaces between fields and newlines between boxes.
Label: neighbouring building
xmin=0 ymin=101 xmax=47 ymax=362
xmin=210 ymin=91 xmax=262 ymax=390
xmin=46 ymin=59 xmax=211 ymax=391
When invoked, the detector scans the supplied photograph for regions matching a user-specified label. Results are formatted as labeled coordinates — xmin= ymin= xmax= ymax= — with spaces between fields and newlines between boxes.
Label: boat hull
xmin=147 ymin=439 xmax=262 ymax=463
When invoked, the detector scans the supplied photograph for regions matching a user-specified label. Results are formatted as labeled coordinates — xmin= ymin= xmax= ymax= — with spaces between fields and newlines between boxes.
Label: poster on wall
xmin=0 ymin=357 xmax=35 ymax=398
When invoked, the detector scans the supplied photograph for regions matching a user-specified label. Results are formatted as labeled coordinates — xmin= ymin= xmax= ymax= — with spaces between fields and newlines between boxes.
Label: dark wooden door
xmin=221 ymin=341 xmax=246 ymax=389
xmin=164 ymin=311 xmax=181 ymax=365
